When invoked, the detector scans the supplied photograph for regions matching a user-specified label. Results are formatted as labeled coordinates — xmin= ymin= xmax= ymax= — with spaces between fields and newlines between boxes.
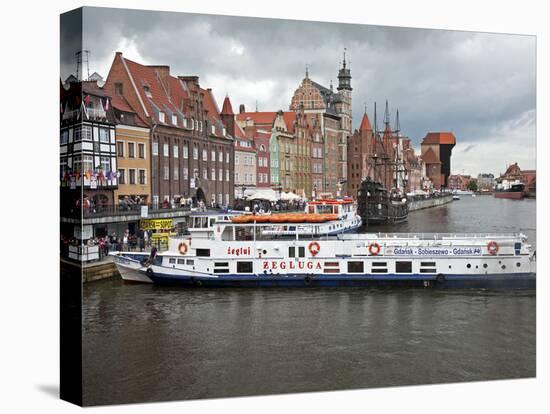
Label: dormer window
xmin=222 ymin=127 xmax=226 ymax=136
xmin=183 ymin=118 xmax=188 ymax=128
xmin=143 ymin=85 xmax=152 ymax=97
xmin=172 ymin=115 xmax=178 ymax=126
xmin=211 ymin=125 xmax=216 ymax=135
xmin=159 ymin=111 xmax=165 ymax=123
xmin=114 ymin=82 xmax=123 ymax=95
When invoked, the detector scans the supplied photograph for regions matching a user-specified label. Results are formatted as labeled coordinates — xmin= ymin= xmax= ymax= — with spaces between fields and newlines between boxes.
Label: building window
xmin=235 ymin=154 xmax=239 ymax=165
xmin=222 ymin=127 xmax=226 ymax=136
xmin=163 ymin=166 xmax=169 ymax=180
xmin=174 ymin=145 xmax=179 ymax=158
xmin=139 ymin=169 xmax=146 ymax=185
xmin=118 ymin=169 xmax=125 ymax=184
xmin=114 ymin=82 xmax=123 ymax=95
xmin=74 ymin=125 xmax=91 ymax=142
xmin=219 ymin=168 xmax=223 ymax=181
xmin=226 ymin=169 xmax=230 ymax=182
xmin=174 ymin=167 xmax=179 ymax=181
xmin=172 ymin=115 xmax=178 ymax=126
xmin=212 ymin=150 xmax=216 ymax=161
xmin=183 ymin=144 xmax=188 ymax=159
xmin=152 ymin=142 xmax=158 ymax=156
xmin=99 ymin=128 xmax=110 ymax=143
xmin=218 ymin=193 xmax=223 ymax=205
xmin=219 ymin=151 xmax=223 ymax=162
xmin=128 ymin=142 xmax=135 ymax=158
xmin=226 ymin=152 xmax=230 ymax=163
xmin=117 ymin=141 xmax=124 ymax=157
xmin=129 ymin=169 xmax=136 ymax=185
xmin=183 ymin=167 xmax=188 ymax=180
xmin=225 ymin=194 xmax=230 ymax=205
xmin=100 ymin=156 xmax=110 ymax=173
xmin=202 ymin=149 xmax=208 ymax=161
xmin=183 ymin=118 xmax=188 ymax=128
xmin=211 ymin=125 xmax=215 ymax=135
xmin=60 ymin=130 xmax=68 ymax=145
xmin=163 ymin=143 xmax=169 ymax=157
xmin=143 ymin=85 xmax=152 ymax=97
xmin=211 ymin=168 xmax=216 ymax=180
xmin=193 ymin=146 xmax=198 ymax=160
xmin=159 ymin=111 xmax=165 ymax=123
xmin=203 ymin=169 xmax=208 ymax=180
xmin=138 ymin=143 xmax=145 ymax=159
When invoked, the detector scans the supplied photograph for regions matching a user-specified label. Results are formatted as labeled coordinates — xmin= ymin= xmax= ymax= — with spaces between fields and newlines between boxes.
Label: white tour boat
xmin=112 ymin=213 xmax=536 ymax=288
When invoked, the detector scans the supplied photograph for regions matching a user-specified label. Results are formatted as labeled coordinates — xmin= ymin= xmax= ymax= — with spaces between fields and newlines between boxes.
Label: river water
xmin=82 ymin=195 xmax=536 ymax=406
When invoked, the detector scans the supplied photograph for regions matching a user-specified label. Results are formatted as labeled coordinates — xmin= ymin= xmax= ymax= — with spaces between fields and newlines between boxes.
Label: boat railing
xmin=337 ymin=232 xmax=523 ymax=240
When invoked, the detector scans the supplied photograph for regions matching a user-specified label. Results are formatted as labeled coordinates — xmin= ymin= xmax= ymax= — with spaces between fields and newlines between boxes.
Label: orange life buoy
xmin=178 ymin=241 xmax=188 ymax=255
xmin=308 ymin=241 xmax=321 ymax=257
xmin=487 ymin=241 xmax=499 ymax=255
xmin=368 ymin=242 xmax=381 ymax=256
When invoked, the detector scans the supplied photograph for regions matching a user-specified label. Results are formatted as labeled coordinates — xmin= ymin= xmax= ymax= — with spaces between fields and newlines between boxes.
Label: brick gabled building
xmin=347 ymin=112 xmax=374 ymax=197
xmin=104 ymin=52 xmax=234 ymax=207
xmin=289 ymin=56 xmax=352 ymax=197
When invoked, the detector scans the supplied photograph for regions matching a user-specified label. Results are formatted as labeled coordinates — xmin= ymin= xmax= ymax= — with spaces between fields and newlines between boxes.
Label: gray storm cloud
xmin=61 ymin=7 xmax=536 ymax=175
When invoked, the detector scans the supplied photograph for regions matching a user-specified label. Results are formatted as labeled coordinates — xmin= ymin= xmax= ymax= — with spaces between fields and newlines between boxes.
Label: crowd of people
xmin=60 ymin=228 xmax=155 ymax=262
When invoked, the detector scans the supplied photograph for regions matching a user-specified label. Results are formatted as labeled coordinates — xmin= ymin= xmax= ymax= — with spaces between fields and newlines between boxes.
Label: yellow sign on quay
xmin=139 ymin=218 xmax=173 ymax=230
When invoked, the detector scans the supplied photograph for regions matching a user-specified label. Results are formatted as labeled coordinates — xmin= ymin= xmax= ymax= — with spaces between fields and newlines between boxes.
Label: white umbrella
xmin=281 ymin=191 xmax=301 ymax=201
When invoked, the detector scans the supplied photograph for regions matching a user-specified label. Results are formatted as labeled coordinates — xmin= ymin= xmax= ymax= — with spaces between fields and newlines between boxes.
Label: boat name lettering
xmin=227 ymin=247 xmax=252 ymax=256
xmin=262 ymin=261 xmax=322 ymax=270
xmin=392 ymin=247 xmax=482 ymax=256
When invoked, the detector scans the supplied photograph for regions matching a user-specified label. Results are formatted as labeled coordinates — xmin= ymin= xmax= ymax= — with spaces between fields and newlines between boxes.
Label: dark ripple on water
xmin=82 ymin=196 xmax=536 ymax=405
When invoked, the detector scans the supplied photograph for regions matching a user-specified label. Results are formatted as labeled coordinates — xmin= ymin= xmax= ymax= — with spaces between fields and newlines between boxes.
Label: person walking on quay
xmin=109 ymin=231 xmax=117 ymax=251
xmin=143 ymin=229 xmax=149 ymax=247
xmin=122 ymin=230 xmax=129 ymax=251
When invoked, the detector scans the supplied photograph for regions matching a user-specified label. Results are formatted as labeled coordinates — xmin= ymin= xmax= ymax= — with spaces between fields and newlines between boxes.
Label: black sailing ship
xmin=357 ymin=101 xmax=409 ymax=226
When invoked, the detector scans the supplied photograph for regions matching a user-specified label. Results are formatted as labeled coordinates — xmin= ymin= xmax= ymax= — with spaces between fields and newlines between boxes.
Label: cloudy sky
xmin=61 ymin=7 xmax=536 ymax=176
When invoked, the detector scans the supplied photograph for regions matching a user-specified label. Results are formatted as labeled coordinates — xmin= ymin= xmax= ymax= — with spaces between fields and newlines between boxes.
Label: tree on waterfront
xmin=467 ymin=180 xmax=478 ymax=192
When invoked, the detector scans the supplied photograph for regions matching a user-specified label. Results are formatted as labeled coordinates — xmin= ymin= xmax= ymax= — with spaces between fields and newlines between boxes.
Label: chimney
xmin=239 ymin=104 xmax=245 ymax=114
xmin=178 ymin=75 xmax=200 ymax=88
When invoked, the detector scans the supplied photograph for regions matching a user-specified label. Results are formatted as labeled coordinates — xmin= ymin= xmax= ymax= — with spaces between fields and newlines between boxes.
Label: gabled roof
xmin=236 ymin=111 xmax=277 ymax=126
xmin=422 ymin=132 xmax=456 ymax=145
xmin=421 ymin=147 xmax=441 ymax=164
xmin=359 ymin=112 xmax=372 ymax=131
xmin=201 ymin=88 xmax=226 ymax=137
xmin=221 ymin=96 xmax=234 ymax=115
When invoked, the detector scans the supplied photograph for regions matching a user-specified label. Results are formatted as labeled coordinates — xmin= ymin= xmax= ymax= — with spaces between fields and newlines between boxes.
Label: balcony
xmin=62 ymin=107 xmax=108 ymax=122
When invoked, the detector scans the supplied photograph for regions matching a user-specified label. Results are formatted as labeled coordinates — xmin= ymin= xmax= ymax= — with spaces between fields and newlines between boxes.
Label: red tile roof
xmin=359 ymin=112 xmax=372 ymax=131
xmin=422 ymin=132 xmax=456 ymax=145
xmin=221 ymin=96 xmax=234 ymax=115
xmin=201 ymin=88 xmax=226 ymax=137
xmin=236 ymin=111 xmax=277 ymax=125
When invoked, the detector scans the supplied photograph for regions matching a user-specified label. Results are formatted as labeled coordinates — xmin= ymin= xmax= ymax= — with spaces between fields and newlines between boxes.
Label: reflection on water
xmin=82 ymin=196 xmax=536 ymax=406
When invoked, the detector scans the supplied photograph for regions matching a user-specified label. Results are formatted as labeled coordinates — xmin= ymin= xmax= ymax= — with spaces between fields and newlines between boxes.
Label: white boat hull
xmin=111 ymin=253 xmax=153 ymax=283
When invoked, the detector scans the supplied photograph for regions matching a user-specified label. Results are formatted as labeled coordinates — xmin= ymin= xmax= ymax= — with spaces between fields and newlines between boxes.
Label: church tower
xmin=337 ymin=48 xmax=352 ymax=133
xmin=336 ymin=48 xmax=352 ymax=194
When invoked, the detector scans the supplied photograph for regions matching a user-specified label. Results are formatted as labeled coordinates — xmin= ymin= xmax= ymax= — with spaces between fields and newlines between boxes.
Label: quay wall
xmin=61 ymin=258 xmax=121 ymax=284
xmin=409 ymin=194 xmax=453 ymax=212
